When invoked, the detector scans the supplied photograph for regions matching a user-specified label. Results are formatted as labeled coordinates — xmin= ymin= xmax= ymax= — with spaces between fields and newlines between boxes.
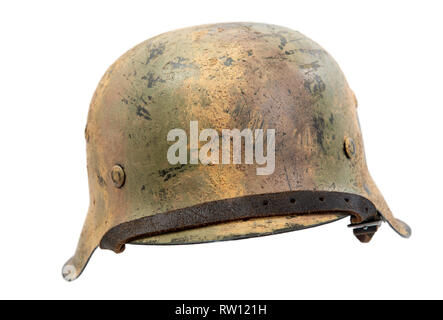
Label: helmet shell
xmin=63 ymin=23 xmax=410 ymax=281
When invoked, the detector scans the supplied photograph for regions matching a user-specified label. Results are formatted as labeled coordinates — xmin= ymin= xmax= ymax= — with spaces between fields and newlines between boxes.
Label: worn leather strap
xmin=100 ymin=191 xmax=382 ymax=252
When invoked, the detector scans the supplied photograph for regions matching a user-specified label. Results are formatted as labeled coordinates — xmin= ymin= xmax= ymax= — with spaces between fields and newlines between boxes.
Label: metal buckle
xmin=348 ymin=220 xmax=383 ymax=230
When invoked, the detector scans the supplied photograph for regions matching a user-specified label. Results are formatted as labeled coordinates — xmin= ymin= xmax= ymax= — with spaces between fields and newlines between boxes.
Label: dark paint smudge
xmin=313 ymin=115 xmax=326 ymax=152
xmin=224 ymin=57 xmax=234 ymax=66
xmin=136 ymin=105 xmax=152 ymax=120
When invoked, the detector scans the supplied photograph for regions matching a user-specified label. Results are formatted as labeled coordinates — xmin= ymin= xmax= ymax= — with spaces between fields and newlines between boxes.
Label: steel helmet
xmin=63 ymin=22 xmax=411 ymax=281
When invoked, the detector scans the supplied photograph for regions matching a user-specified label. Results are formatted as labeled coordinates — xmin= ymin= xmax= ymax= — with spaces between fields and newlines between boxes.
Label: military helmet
xmin=63 ymin=22 xmax=411 ymax=281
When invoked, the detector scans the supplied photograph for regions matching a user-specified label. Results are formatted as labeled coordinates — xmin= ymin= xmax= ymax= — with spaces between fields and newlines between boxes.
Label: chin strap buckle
xmin=348 ymin=220 xmax=383 ymax=243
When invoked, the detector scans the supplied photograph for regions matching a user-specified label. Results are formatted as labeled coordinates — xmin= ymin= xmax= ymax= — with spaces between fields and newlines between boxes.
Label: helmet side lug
xmin=111 ymin=165 xmax=125 ymax=188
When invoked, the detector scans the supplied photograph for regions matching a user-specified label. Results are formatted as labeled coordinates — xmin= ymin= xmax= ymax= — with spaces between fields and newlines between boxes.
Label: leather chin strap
xmin=100 ymin=191 xmax=382 ymax=253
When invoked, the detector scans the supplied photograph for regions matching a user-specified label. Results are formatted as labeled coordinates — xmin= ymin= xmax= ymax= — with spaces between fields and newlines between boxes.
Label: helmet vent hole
xmin=290 ymin=198 xmax=296 ymax=203
xmin=319 ymin=197 xmax=324 ymax=202
xmin=263 ymin=200 xmax=269 ymax=206
xmin=344 ymin=198 xmax=350 ymax=203
xmin=365 ymin=208 xmax=369 ymax=212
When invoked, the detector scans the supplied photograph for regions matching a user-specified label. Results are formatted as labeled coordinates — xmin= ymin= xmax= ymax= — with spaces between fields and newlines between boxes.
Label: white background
xmin=0 ymin=0 xmax=442 ymax=299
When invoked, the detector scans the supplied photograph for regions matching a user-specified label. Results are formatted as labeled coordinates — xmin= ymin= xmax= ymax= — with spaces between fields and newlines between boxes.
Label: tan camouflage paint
xmin=63 ymin=23 xmax=410 ymax=281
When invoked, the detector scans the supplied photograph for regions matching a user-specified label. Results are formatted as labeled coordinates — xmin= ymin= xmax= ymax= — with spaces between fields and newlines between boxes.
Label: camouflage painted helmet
xmin=63 ymin=22 xmax=411 ymax=281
